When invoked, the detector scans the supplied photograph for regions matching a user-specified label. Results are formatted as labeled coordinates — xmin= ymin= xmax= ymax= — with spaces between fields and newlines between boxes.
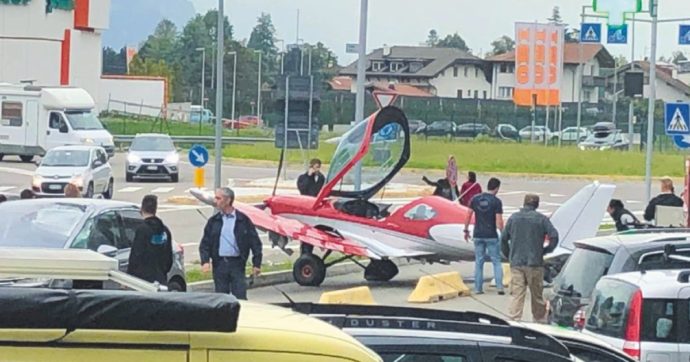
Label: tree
xmin=128 ymin=56 xmax=175 ymax=101
xmin=548 ymin=6 xmax=564 ymax=25
xmin=248 ymin=13 xmax=279 ymax=83
xmin=426 ymin=29 xmax=440 ymax=46
xmin=672 ymin=51 xmax=688 ymax=65
xmin=614 ymin=55 xmax=629 ymax=67
xmin=102 ymin=47 xmax=127 ymax=75
xmin=138 ymin=19 xmax=179 ymax=65
xmin=489 ymin=35 xmax=515 ymax=56
xmin=437 ymin=33 xmax=470 ymax=52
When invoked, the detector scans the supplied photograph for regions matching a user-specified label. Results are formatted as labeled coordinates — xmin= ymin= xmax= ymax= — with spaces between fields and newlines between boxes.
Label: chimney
xmin=383 ymin=44 xmax=391 ymax=57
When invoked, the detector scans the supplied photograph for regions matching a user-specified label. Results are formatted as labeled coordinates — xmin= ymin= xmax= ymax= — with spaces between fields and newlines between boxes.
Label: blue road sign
xmin=680 ymin=25 xmax=690 ymax=45
xmin=581 ymin=23 xmax=602 ymax=43
xmin=188 ymin=144 xmax=209 ymax=167
xmin=607 ymin=24 xmax=628 ymax=44
xmin=674 ymin=135 xmax=690 ymax=149
xmin=665 ymin=103 xmax=690 ymax=136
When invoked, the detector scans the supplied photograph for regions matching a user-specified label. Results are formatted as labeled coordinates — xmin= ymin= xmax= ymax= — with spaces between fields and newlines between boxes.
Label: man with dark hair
xmin=608 ymin=199 xmax=640 ymax=232
xmin=199 ymin=187 xmax=262 ymax=299
xmin=20 ymin=189 xmax=35 ymax=199
xmin=297 ymin=158 xmax=325 ymax=196
xmin=501 ymin=194 xmax=559 ymax=322
xmin=464 ymin=177 xmax=504 ymax=295
xmin=459 ymin=171 xmax=482 ymax=206
xmin=127 ymin=195 xmax=173 ymax=285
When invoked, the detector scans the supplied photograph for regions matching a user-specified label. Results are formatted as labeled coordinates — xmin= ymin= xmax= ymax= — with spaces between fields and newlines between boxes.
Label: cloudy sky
xmin=191 ymin=0 xmax=690 ymax=65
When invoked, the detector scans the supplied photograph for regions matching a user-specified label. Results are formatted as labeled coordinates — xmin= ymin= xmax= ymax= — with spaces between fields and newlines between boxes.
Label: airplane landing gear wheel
xmin=293 ymin=253 xmax=326 ymax=287
xmin=364 ymin=260 xmax=399 ymax=282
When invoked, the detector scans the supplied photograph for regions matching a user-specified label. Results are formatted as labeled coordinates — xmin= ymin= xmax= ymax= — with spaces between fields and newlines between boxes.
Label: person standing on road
xmin=608 ymin=199 xmax=640 ymax=232
xmin=464 ymin=177 xmax=504 ymax=295
xmin=199 ymin=187 xmax=262 ymax=300
xmin=127 ymin=195 xmax=173 ymax=285
xmin=501 ymin=194 xmax=559 ymax=323
xmin=297 ymin=159 xmax=325 ymax=196
xmin=459 ymin=171 xmax=482 ymax=207
xmin=644 ymin=177 xmax=684 ymax=223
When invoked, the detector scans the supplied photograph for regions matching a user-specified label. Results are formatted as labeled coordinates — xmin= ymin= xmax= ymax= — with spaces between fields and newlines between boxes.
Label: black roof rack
xmin=0 ymin=288 xmax=240 ymax=333
xmin=277 ymin=303 xmax=570 ymax=357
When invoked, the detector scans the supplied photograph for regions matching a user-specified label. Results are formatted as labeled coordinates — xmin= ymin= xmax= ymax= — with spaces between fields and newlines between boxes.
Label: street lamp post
xmin=227 ymin=51 xmax=237 ymax=134
xmin=196 ymin=47 xmax=205 ymax=135
xmin=254 ymin=50 xmax=262 ymax=121
xmin=214 ymin=0 xmax=224 ymax=190
xmin=644 ymin=0 xmax=659 ymax=203
xmin=354 ymin=0 xmax=368 ymax=124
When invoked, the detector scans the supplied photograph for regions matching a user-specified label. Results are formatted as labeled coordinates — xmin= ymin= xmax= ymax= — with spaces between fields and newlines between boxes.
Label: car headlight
xmin=32 ymin=175 xmax=43 ymax=188
xmin=71 ymin=176 xmax=84 ymax=187
xmin=127 ymin=154 xmax=141 ymax=164
xmin=165 ymin=153 xmax=179 ymax=164
xmin=80 ymin=138 xmax=95 ymax=144
xmin=579 ymin=145 xmax=586 ymax=151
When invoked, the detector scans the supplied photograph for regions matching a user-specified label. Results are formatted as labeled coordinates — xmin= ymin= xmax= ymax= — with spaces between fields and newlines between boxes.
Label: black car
xmin=494 ymin=124 xmax=521 ymax=141
xmin=407 ymin=120 xmax=426 ymax=134
xmin=420 ymin=120 xmax=456 ymax=138
xmin=280 ymin=303 xmax=619 ymax=362
xmin=455 ymin=123 xmax=491 ymax=138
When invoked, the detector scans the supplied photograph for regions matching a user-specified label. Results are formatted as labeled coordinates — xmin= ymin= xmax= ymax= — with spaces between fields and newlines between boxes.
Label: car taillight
xmin=573 ymin=307 xmax=587 ymax=330
xmin=622 ymin=289 xmax=642 ymax=359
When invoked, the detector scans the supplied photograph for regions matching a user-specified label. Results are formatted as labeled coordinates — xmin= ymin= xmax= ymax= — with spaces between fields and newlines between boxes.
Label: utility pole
xmin=354 ymin=0 xmax=368 ymax=124
xmin=255 ymin=50 xmax=262 ymax=120
xmin=576 ymin=6 xmax=588 ymax=143
xmin=196 ymin=47 xmax=206 ymax=135
xmin=214 ymin=0 xmax=224 ymax=190
xmin=644 ymin=0 xmax=659 ymax=203
xmin=228 ymin=51 xmax=237 ymax=134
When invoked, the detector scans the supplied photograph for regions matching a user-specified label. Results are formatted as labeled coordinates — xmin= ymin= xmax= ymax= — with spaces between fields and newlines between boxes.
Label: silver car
xmin=32 ymin=145 xmax=113 ymax=198
xmin=126 ymin=134 xmax=180 ymax=182
xmin=0 ymin=198 xmax=187 ymax=291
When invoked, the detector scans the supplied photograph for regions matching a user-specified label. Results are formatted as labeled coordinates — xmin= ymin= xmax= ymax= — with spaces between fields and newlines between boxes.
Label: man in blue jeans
xmin=464 ymin=177 xmax=504 ymax=295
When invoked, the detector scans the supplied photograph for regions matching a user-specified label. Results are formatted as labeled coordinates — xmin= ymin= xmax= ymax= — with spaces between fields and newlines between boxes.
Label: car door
xmin=117 ymin=208 xmax=146 ymax=272
xmin=678 ymin=287 xmax=690 ymax=362
xmin=46 ymin=112 xmax=71 ymax=150
xmin=96 ymin=148 xmax=111 ymax=192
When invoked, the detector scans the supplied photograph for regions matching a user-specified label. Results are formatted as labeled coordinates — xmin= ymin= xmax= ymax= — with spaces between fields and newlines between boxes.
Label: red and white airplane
xmin=192 ymin=106 xmax=615 ymax=286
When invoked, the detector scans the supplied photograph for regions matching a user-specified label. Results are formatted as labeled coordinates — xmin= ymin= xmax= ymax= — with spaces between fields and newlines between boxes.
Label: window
xmin=390 ymin=62 xmax=404 ymax=72
xmin=464 ymin=66 xmax=468 ymax=77
xmin=498 ymin=87 xmax=514 ymax=99
xmin=475 ymin=67 xmax=479 ymax=77
xmin=639 ymin=248 xmax=690 ymax=270
xmin=474 ymin=90 xmax=479 ymax=99
xmin=119 ymin=209 xmax=145 ymax=250
xmin=380 ymin=353 xmax=466 ymax=362
xmin=49 ymin=112 xmax=65 ymax=130
xmin=372 ymin=61 xmax=384 ymax=72
xmin=554 ymin=247 xmax=614 ymax=300
xmin=453 ymin=66 xmax=459 ymax=77
xmin=584 ymin=90 xmax=592 ymax=100
xmin=585 ymin=279 xmax=638 ymax=338
xmin=410 ymin=62 xmax=423 ymax=73
xmin=1 ymin=102 xmax=23 ymax=127
xmin=86 ymin=212 xmax=122 ymax=251
xmin=457 ymin=90 xmax=463 ymax=99
xmin=642 ymin=299 xmax=677 ymax=342
xmin=483 ymin=91 xmax=488 ymax=99
xmin=499 ymin=64 xmax=515 ymax=73
xmin=405 ymin=204 xmax=437 ymax=221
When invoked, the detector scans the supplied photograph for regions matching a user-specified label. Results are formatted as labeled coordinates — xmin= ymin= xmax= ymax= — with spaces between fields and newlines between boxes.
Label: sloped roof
xmin=339 ymin=46 xmax=483 ymax=78
xmin=486 ymin=43 xmax=615 ymax=67
xmin=327 ymin=76 xmax=433 ymax=97
xmin=611 ymin=61 xmax=690 ymax=97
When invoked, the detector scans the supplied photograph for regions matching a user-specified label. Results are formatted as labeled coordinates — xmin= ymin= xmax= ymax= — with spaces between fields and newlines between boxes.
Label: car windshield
xmin=554 ymin=246 xmax=614 ymax=298
xmin=130 ymin=136 xmax=175 ymax=152
xmin=0 ymin=202 xmax=85 ymax=248
xmin=585 ymin=279 xmax=637 ymax=338
xmin=41 ymin=150 xmax=90 ymax=167
xmin=65 ymin=110 xmax=104 ymax=130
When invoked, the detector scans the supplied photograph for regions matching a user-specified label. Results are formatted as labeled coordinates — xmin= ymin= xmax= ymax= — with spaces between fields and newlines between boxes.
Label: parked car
xmin=583 ymin=264 xmax=690 ymax=360
xmin=494 ymin=124 xmax=521 ymax=141
xmin=189 ymin=105 xmax=214 ymax=123
xmin=420 ymin=120 xmax=456 ymax=138
xmin=0 ymin=198 xmax=187 ymax=291
xmin=558 ymin=127 xmax=589 ymax=142
xmin=578 ymin=122 xmax=629 ymax=151
xmin=547 ymin=230 xmax=690 ymax=328
xmin=223 ymin=115 xmax=263 ymax=129
xmin=282 ymin=303 xmax=582 ymax=361
xmin=126 ymin=133 xmax=180 ymax=182
xmin=455 ymin=123 xmax=491 ymax=138
xmin=407 ymin=119 xmax=426 ymax=134
xmin=519 ymin=125 xmax=554 ymax=142
xmin=32 ymin=145 xmax=113 ymax=199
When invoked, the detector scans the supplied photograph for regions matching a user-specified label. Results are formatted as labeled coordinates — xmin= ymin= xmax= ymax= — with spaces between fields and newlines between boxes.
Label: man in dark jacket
xmin=297 ymin=159 xmax=325 ymax=196
xmin=199 ymin=187 xmax=262 ymax=300
xmin=501 ymin=194 xmax=559 ymax=322
xmin=644 ymin=177 xmax=684 ymax=223
xmin=422 ymin=176 xmax=459 ymax=201
xmin=127 ymin=195 xmax=173 ymax=285
xmin=608 ymin=199 xmax=641 ymax=232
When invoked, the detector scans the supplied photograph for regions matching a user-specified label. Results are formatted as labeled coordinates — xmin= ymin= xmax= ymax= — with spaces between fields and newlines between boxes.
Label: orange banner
xmin=513 ymin=22 xmax=564 ymax=107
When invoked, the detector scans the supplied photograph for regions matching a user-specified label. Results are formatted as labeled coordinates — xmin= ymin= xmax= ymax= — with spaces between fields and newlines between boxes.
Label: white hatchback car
xmin=32 ymin=145 xmax=113 ymax=198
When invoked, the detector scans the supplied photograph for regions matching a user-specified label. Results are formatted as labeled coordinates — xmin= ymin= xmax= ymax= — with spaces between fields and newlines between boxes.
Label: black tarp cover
xmin=0 ymin=288 xmax=240 ymax=333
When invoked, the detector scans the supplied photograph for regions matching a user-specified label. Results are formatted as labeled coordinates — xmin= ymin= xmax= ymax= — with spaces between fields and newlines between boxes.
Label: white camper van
xmin=0 ymin=84 xmax=115 ymax=162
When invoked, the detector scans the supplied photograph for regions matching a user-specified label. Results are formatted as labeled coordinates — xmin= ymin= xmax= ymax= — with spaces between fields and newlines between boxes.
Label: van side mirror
xmin=59 ymin=124 xmax=69 ymax=133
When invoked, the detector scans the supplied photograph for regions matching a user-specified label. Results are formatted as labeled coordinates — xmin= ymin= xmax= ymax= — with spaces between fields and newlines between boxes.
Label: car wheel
xmin=170 ymin=173 xmax=179 ymax=183
xmin=293 ymin=253 xmax=326 ymax=287
xmin=85 ymin=183 xmax=94 ymax=198
xmin=19 ymin=155 xmax=33 ymax=163
xmin=167 ymin=278 xmax=186 ymax=292
xmin=102 ymin=179 xmax=114 ymax=199
xmin=126 ymin=173 xmax=133 ymax=182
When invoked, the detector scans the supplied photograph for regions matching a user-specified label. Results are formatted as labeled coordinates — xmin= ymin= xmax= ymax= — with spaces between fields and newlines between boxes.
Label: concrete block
xmin=407 ymin=271 xmax=470 ymax=303
xmin=318 ymin=286 xmax=376 ymax=305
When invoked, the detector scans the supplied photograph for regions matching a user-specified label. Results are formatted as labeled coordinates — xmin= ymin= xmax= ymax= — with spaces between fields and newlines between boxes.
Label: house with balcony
xmin=338 ymin=46 xmax=492 ymax=99
xmin=604 ymin=61 xmax=690 ymax=103
xmin=485 ymin=43 xmax=615 ymax=103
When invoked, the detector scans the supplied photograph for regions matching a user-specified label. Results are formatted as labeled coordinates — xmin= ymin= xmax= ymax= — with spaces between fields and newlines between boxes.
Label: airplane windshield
xmin=328 ymin=120 xmax=405 ymax=192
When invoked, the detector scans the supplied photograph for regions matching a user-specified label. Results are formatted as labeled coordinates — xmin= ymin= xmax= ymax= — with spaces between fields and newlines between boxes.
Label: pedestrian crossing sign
xmin=580 ymin=23 xmax=602 ymax=43
xmin=665 ymin=103 xmax=690 ymax=136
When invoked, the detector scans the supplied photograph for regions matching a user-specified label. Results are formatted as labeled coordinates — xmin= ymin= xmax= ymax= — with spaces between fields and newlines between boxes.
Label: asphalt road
xmin=0 ymin=152 xmax=656 ymax=268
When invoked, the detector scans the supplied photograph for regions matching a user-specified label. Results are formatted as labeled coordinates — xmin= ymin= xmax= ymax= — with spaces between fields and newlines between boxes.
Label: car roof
xmin=1 ymin=198 xmax=137 ymax=212
xmin=602 ymin=269 xmax=689 ymax=298
xmin=574 ymin=232 xmax=690 ymax=253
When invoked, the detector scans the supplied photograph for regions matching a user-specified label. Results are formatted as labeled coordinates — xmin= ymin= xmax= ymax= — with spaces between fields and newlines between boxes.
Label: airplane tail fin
xmin=549 ymin=182 xmax=616 ymax=251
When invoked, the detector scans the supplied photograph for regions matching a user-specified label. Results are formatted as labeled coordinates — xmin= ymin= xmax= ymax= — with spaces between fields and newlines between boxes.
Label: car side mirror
xmin=93 ymin=160 xmax=103 ymax=168
xmin=97 ymin=244 xmax=118 ymax=256
xmin=59 ymin=124 xmax=69 ymax=133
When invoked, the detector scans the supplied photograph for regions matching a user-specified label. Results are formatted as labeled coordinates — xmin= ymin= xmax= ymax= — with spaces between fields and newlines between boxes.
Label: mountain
xmin=103 ymin=0 xmax=197 ymax=49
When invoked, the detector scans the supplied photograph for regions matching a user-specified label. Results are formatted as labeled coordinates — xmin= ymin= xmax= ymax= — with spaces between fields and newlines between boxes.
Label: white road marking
xmin=151 ymin=187 xmax=175 ymax=193
xmin=626 ymin=200 xmax=642 ymax=204
xmin=541 ymin=202 xmax=563 ymax=207
xmin=118 ymin=187 xmax=142 ymax=193
xmin=181 ymin=242 xmax=199 ymax=248
xmin=498 ymin=191 xmax=527 ymax=196
xmin=0 ymin=166 xmax=34 ymax=177
xmin=549 ymin=193 xmax=566 ymax=198
xmin=0 ymin=186 xmax=16 ymax=192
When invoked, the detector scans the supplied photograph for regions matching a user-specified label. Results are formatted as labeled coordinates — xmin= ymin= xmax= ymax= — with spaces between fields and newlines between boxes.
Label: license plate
xmin=147 ymin=166 xmax=158 ymax=171
xmin=49 ymin=184 xmax=62 ymax=190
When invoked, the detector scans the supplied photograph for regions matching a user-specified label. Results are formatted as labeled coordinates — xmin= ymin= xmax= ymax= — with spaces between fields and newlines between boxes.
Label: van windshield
xmin=554 ymin=246 xmax=614 ymax=299
xmin=66 ymin=110 xmax=104 ymax=131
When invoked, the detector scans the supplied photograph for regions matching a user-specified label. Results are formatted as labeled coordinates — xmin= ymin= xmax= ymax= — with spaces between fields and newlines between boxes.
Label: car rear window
xmin=641 ymin=299 xmax=677 ymax=343
xmin=554 ymin=247 xmax=614 ymax=298
xmin=639 ymin=248 xmax=690 ymax=270
xmin=585 ymin=279 xmax=637 ymax=338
